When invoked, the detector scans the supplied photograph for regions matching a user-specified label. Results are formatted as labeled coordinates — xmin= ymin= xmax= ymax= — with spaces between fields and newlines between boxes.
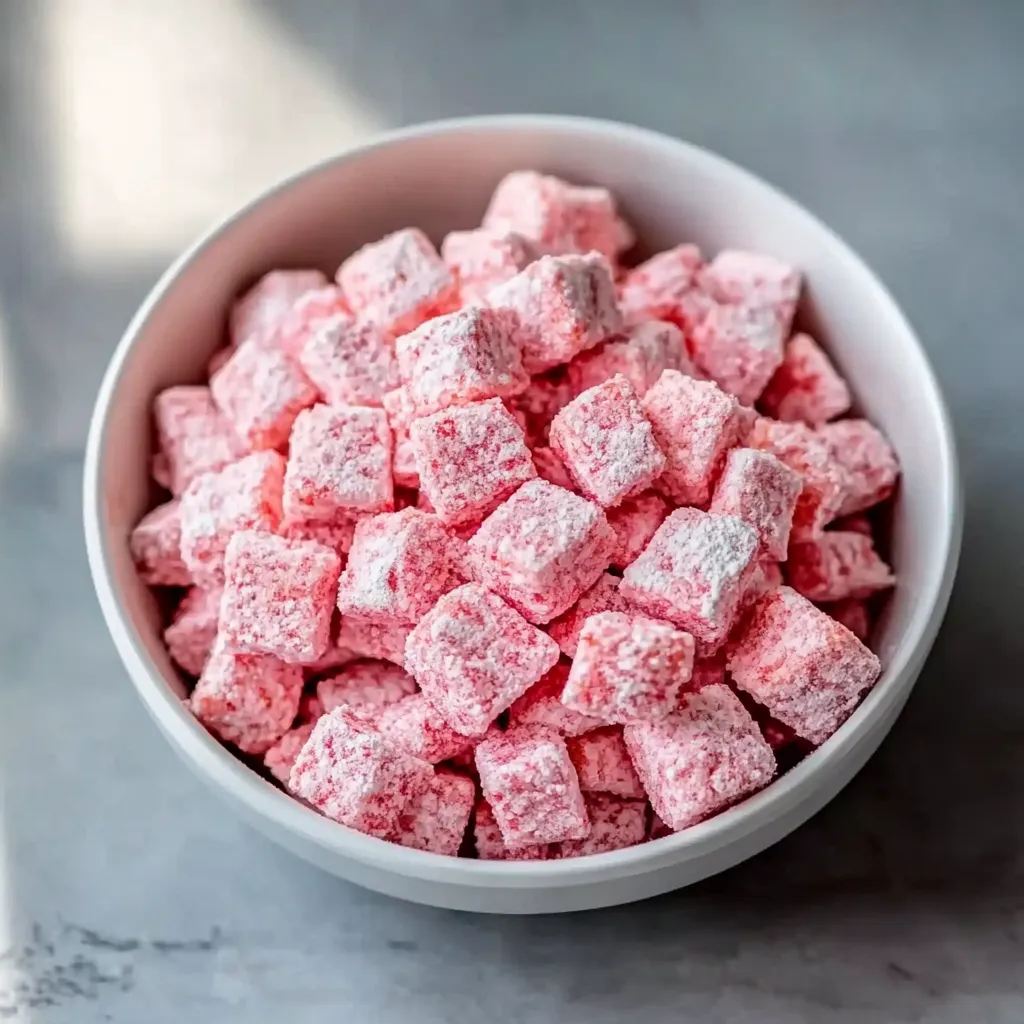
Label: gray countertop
xmin=1 ymin=2 xmax=1021 ymax=1021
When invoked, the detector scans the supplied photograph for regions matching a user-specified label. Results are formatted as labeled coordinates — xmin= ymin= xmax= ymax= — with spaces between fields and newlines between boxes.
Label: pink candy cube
xmin=130 ymin=499 xmax=191 ymax=586
xmin=507 ymin=663 xmax=605 ymax=737
xmin=473 ymin=799 xmax=550 ymax=861
xmin=488 ymin=253 xmax=623 ymax=374
xmin=467 ymin=479 xmax=616 ymax=624
xmin=759 ymin=333 xmax=851 ymax=426
xmin=230 ymin=269 xmax=328 ymax=349
xmin=475 ymin=724 xmax=590 ymax=848
xmin=336 ymin=509 xmax=456 ymax=626
xmin=220 ymin=530 xmax=341 ymax=663
xmin=642 ymin=371 xmax=751 ymax=508
xmin=546 ymin=572 xmax=630 ymax=658
xmin=179 ymin=450 xmax=285 ymax=584
xmin=410 ymin=398 xmax=537 ymax=526
xmin=441 ymin=227 xmax=540 ymax=304
xmin=726 ymin=586 xmax=882 ymax=745
xmin=549 ymin=375 xmax=666 ymax=508
xmin=396 ymin=306 xmax=528 ymax=417
xmin=336 ymin=228 xmax=457 ymax=336
xmin=700 ymin=250 xmax=802 ymax=331
xmin=787 ymin=531 xmax=895 ymax=603
xmin=617 ymin=244 xmax=705 ymax=328
xmin=296 ymin=314 xmax=398 ymax=407
xmin=274 ymin=285 xmax=349 ymax=360
xmin=334 ymin=618 xmax=412 ymax=667
xmin=709 ymin=447 xmax=803 ymax=561
xmin=405 ymin=583 xmax=560 ymax=736
xmin=567 ymin=727 xmax=645 ymax=799
xmin=551 ymin=794 xmax=646 ymax=858
xmin=562 ymin=611 xmax=695 ymax=724
xmin=283 ymin=404 xmax=393 ymax=520
xmin=819 ymin=419 xmax=900 ymax=516
xmin=264 ymin=722 xmax=315 ymax=786
xmin=376 ymin=693 xmax=472 ymax=763
xmin=391 ymin=772 xmax=476 ymax=856
xmin=605 ymin=491 xmax=671 ymax=570
xmin=164 ymin=586 xmax=221 ymax=677
xmin=289 ymin=705 xmax=434 ymax=838
xmin=315 ymin=659 xmax=416 ymax=714
xmin=623 ymin=683 xmax=776 ymax=830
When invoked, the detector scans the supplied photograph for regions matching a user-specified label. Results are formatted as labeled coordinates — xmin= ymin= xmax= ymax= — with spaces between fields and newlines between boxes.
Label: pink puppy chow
xmin=488 ymin=252 xmax=623 ymax=374
xmin=786 ymin=531 xmax=895 ymax=603
xmin=759 ymin=333 xmax=851 ymax=426
xmin=229 ymin=268 xmax=328 ymax=349
xmin=289 ymin=705 xmax=434 ymax=838
xmin=467 ymin=480 xmax=615 ymax=624
xmin=441 ymin=227 xmax=540 ymax=304
xmin=642 ymin=371 xmax=751 ymax=508
xmin=315 ymin=659 xmax=416 ymax=716
xmin=552 ymin=794 xmax=646 ymax=858
xmin=164 ymin=586 xmax=221 ymax=677
xmin=377 ymin=694 xmax=472 ymax=763
xmin=562 ymin=611 xmax=695 ymax=724
xmin=473 ymin=799 xmax=550 ymax=861
xmin=179 ymin=450 xmax=285 ymax=585
xmin=727 ymin=586 xmax=882 ymax=745
xmin=482 ymin=170 xmax=633 ymax=261
xmin=546 ymin=572 xmax=630 ymax=658
xmin=391 ymin=772 xmax=476 ymax=856
xmin=567 ymin=728 xmax=645 ymax=799
xmin=549 ymin=375 xmax=665 ymax=508
xmin=475 ymin=724 xmax=590 ymax=848
xmin=190 ymin=644 xmax=303 ymax=755
xmin=152 ymin=386 xmax=247 ymax=497
xmin=623 ymin=683 xmax=776 ymax=831
xmin=334 ymin=618 xmax=411 ymax=667
xmin=507 ymin=663 xmax=605 ymax=737
xmin=621 ymin=508 xmax=759 ymax=648
xmin=283 ymin=404 xmax=393 ymax=521
xmin=690 ymin=302 xmax=786 ymax=407
xmin=264 ymin=722 xmax=315 ymax=786
xmin=405 ymin=584 xmax=559 ymax=736
xmin=617 ymin=244 xmax=706 ymax=329
xmin=297 ymin=314 xmax=398 ymax=407
xmin=699 ymin=250 xmax=802 ymax=331
xmin=396 ymin=306 xmax=528 ymax=417
xmin=220 ymin=530 xmax=341 ymax=664
xmin=274 ymin=285 xmax=349 ymax=360
xmin=606 ymin=491 xmax=671 ymax=570
xmin=131 ymin=499 xmax=191 ymax=586
xmin=709 ymin=447 xmax=803 ymax=561
xmin=336 ymin=509 xmax=455 ymax=626
xmin=336 ymin=228 xmax=457 ymax=336
xmin=410 ymin=398 xmax=537 ymax=527
xmin=819 ymin=419 xmax=900 ymax=516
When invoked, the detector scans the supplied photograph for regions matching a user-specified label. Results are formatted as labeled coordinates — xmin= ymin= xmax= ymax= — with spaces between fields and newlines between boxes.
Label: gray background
xmin=1 ymin=1 xmax=1021 ymax=1021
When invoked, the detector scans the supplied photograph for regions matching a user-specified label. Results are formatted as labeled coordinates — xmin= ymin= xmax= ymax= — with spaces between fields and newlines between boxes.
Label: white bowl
xmin=83 ymin=115 xmax=962 ymax=914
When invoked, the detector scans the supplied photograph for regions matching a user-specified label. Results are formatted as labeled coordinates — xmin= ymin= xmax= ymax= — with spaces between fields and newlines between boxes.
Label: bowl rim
xmin=83 ymin=113 xmax=963 ymax=887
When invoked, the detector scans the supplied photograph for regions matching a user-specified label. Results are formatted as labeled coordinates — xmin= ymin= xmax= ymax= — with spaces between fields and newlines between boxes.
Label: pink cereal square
xmin=567 ymin=727 xmax=645 ymax=799
xmin=549 ymin=375 xmax=666 ymax=508
xmin=179 ymin=450 xmax=285 ymax=585
xmin=726 ymin=586 xmax=882 ymax=744
xmin=507 ymin=663 xmax=605 ymax=736
xmin=336 ymin=509 xmax=456 ymax=627
xmin=377 ymin=693 xmax=472 ymax=763
xmin=475 ymin=724 xmax=590 ymax=848
xmin=391 ymin=771 xmax=476 ymax=856
xmin=786 ymin=531 xmax=895 ymax=603
xmin=759 ymin=333 xmax=852 ymax=426
xmin=164 ymin=586 xmax=221 ymax=677
xmin=546 ymin=572 xmax=630 ymax=658
xmin=709 ymin=447 xmax=803 ymax=561
xmin=562 ymin=611 xmax=695 ymax=724
xmin=283 ymin=404 xmax=393 ymax=520
xmin=623 ymin=683 xmax=776 ymax=830
xmin=395 ymin=306 xmax=528 ymax=417
xmin=264 ymin=722 xmax=315 ymax=787
xmin=473 ymin=799 xmax=550 ymax=861
xmin=818 ymin=419 xmax=900 ymax=516
xmin=274 ymin=285 xmax=349 ymax=360
xmin=315 ymin=659 xmax=417 ymax=713
xmin=690 ymin=303 xmax=786 ymax=407
xmin=467 ymin=480 xmax=615 ymax=624
xmin=152 ymin=386 xmax=247 ymax=497
xmin=229 ymin=269 xmax=328 ymax=349
xmin=699 ymin=250 xmax=802 ymax=331
xmin=410 ymin=398 xmax=537 ymax=527
xmin=211 ymin=339 xmax=319 ymax=451
xmin=336 ymin=228 xmax=457 ymax=336
xmin=606 ymin=491 xmax=671 ymax=570
xmin=551 ymin=794 xmax=646 ymax=858
xmin=821 ymin=597 xmax=872 ymax=642
xmin=289 ymin=705 xmax=434 ymax=838
xmin=642 ymin=371 xmax=751 ymax=508
xmin=131 ymin=499 xmax=191 ymax=586
xmin=189 ymin=644 xmax=303 ymax=755
xmin=405 ymin=583 xmax=560 ymax=737
xmin=620 ymin=507 xmax=760 ymax=648
xmin=220 ymin=530 xmax=341 ymax=663
xmin=297 ymin=314 xmax=398 ymax=407
xmin=441 ymin=227 xmax=540 ymax=304
xmin=334 ymin=618 xmax=411 ymax=666
xmin=617 ymin=244 xmax=705 ymax=328
xmin=487 ymin=252 xmax=623 ymax=374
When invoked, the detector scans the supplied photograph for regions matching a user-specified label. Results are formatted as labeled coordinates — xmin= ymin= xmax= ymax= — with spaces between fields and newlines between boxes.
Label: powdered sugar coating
xmin=606 ymin=491 xmax=671 ymax=570
xmin=274 ymin=285 xmax=349 ymax=360
xmin=130 ymin=499 xmax=191 ymax=586
xmin=567 ymin=727 xmax=645 ymax=799
xmin=376 ymin=693 xmax=473 ymax=763
xmin=546 ymin=572 xmax=630 ymax=658
xmin=297 ymin=314 xmax=398 ymax=407
xmin=441 ymin=227 xmax=540 ymax=304
xmin=467 ymin=479 xmax=616 ymax=624
xmin=284 ymin=404 xmax=393 ymax=520
xmin=473 ymin=798 xmax=550 ymax=860
xmin=617 ymin=244 xmax=705 ymax=328
xmin=391 ymin=772 xmax=476 ymax=856
xmin=316 ymin=659 xmax=417 ymax=713
xmin=164 ymin=586 xmax=221 ymax=677
xmin=230 ymin=269 xmax=328 ymax=349
xmin=700 ymin=250 xmax=802 ymax=331
xmin=642 ymin=371 xmax=751 ymax=508
xmin=759 ymin=333 xmax=851 ymax=426
xmin=219 ymin=530 xmax=341 ymax=663
xmin=819 ymin=419 xmax=900 ymax=517
xmin=549 ymin=375 xmax=665 ymax=508
xmin=551 ymin=794 xmax=646 ymax=858
xmin=487 ymin=253 xmax=623 ymax=374
xmin=289 ymin=705 xmax=434 ymax=838
xmin=336 ymin=228 xmax=457 ymax=336
xmin=507 ymin=663 xmax=605 ymax=737
xmin=726 ymin=586 xmax=882 ymax=745
xmin=623 ymin=683 xmax=776 ymax=830
xmin=475 ymin=724 xmax=590 ymax=848
xmin=787 ymin=531 xmax=895 ymax=603
xmin=264 ymin=722 xmax=315 ymax=786
xmin=410 ymin=398 xmax=537 ymax=526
